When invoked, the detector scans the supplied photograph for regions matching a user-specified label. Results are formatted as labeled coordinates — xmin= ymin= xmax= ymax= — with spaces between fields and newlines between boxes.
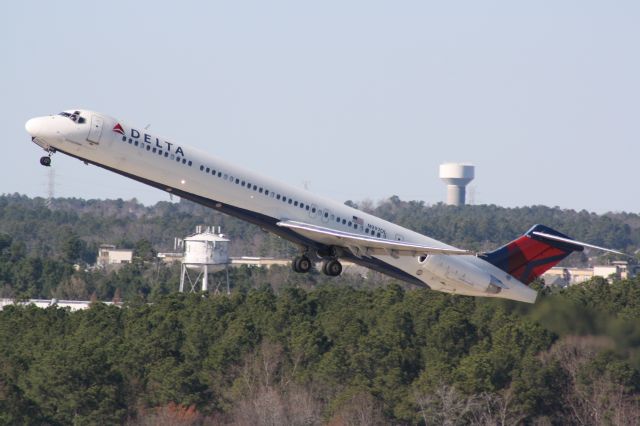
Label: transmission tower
xmin=45 ymin=167 xmax=55 ymax=208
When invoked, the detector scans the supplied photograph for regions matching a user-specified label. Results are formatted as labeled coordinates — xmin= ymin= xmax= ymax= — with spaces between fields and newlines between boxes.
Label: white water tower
xmin=439 ymin=163 xmax=475 ymax=206
xmin=179 ymin=226 xmax=230 ymax=294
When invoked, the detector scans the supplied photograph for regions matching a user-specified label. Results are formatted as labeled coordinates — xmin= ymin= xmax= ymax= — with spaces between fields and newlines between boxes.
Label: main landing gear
xmin=322 ymin=259 xmax=342 ymax=277
xmin=291 ymin=252 xmax=343 ymax=277
xmin=292 ymin=255 xmax=312 ymax=273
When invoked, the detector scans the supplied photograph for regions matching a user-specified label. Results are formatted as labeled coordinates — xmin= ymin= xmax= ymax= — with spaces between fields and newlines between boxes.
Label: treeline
xmin=0 ymin=193 xmax=638 ymax=300
xmin=2 ymin=193 xmax=639 ymax=262
xmin=349 ymin=196 xmax=640 ymax=252
xmin=1 ymin=279 xmax=639 ymax=424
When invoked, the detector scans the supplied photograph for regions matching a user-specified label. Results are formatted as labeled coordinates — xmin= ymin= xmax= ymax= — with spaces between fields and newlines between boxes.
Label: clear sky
xmin=3 ymin=1 xmax=639 ymax=213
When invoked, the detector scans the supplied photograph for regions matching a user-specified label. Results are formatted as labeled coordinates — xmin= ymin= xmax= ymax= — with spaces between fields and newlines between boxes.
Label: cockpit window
xmin=58 ymin=111 xmax=86 ymax=124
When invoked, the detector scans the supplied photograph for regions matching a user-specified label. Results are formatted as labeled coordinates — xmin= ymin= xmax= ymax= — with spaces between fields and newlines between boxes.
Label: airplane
xmin=24 ymin=110 xmax=624 ymax=303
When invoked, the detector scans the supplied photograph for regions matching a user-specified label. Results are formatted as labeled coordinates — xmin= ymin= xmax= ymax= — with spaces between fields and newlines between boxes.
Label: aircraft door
xmin=87 ymin=115 xmax=104 ymax=144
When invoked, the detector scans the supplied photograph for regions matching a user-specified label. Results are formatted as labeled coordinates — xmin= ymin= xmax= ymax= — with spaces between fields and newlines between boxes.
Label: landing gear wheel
xmin=40 ymin=156 xmax=51 ymax=167
xmin=322 ymin=259 xmax=342 ymax=277
xmin=293 ymin=255 xmax=312 ymax=273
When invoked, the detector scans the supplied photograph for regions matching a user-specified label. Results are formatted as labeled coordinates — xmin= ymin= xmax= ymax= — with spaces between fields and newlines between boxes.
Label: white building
xmin=0 ymin=298 xmax=120 ymax=311
xmin=542 ymin=261 xmax=636 ymax=287
xmin=97 ymin=244 xmax=134 ymax=267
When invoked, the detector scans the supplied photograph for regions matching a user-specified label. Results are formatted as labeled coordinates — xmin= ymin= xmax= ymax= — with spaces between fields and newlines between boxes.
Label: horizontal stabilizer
xmin=277 ymin=220 xmax=471 ymax=257
xmin=531 ymin=231 xmax=627 ymax=256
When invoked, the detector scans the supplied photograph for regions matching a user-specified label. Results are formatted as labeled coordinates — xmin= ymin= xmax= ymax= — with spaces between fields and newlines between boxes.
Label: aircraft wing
xmin=277 ymin=220 xmax=472 ymax=258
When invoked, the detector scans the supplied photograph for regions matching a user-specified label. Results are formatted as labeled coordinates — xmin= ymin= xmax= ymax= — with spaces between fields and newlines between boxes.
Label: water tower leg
xmin=202 ymin=264 xmax=208 ymax=292
xmin=179 ymin=263 xmax=186 ymax=292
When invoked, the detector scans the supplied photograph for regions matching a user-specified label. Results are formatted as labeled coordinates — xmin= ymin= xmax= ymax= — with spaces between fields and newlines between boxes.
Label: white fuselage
xmin=25 ymin=110 xmax=536 ymax=303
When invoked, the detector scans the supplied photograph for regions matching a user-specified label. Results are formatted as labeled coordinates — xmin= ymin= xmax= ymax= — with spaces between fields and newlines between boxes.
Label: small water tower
xmin=179 ymin=226 xmax=230 ymax=294
xmin=439 ymin=163 xmax=475 ymax=206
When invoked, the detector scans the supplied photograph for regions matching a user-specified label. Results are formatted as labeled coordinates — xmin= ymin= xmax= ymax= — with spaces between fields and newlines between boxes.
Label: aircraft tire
xmin=40 ymin=156 xmax=51 ymax=167
xmin=293 ymin=256 xmax=312 ymax=273
xmin=297 ymin=256 xmax=312 ymax=273
xmin=322 ymin=259 xmax=342 ymax=277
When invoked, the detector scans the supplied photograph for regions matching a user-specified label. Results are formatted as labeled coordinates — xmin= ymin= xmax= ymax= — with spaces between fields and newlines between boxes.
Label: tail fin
xmin=479 ymin=225 xmax=584 ymax=284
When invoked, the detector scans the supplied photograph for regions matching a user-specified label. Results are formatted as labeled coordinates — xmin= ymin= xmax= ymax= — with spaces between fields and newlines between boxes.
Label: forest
xmin=0 ymin=194 xmax=639 ymax=425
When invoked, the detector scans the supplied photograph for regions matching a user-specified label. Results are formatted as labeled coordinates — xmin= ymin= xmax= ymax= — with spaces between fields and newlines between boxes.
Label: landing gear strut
xmin=292 ymin=255 xmax=312 ymax=273
xmin=40 ymin=156 xmax=51 ymax=167
xmin=322 ymin=259 xmax=342 ymax=277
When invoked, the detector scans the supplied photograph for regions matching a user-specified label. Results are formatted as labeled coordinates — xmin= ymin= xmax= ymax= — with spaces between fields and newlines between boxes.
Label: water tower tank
xmin=183 ymin=232 xmax=229 ymax=271
xmin=179 ymin=229 xmax=231 ymax=294
xmin=439 ymin=163 xmax=475 ymax=206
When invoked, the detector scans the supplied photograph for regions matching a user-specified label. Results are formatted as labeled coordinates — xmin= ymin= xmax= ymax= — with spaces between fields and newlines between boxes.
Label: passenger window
xmin=134 ymin=141 xmax=139 ymax=146
xmin=253 ymin=185 xmax=257 ymax=191
xmin=342 ymin=219 xmax=346 ymax=224
xmin=158 ymin=150 xmax=163 ymax=156
xmin=206 ymin=167 xmax=210 ymax=173
xmin=218 ymin=172 xmax=222 ymax=177
xmin=305 ymin=205 xmax=310 ymax=211
xmin=200 ymin=165 xmax=204 ymax=171
xmin=235 ymin=178 xmax=240 ymax=184
xmin=259 ymin=188 xmax=263 ymax=193
xmin=265 ymin=190 xmax=269 ymax=195
xmin=288 ymin=199 xmax=293 ymax=204
xmin=324 ymin=212 xmax=329 ymax=218
xmin=312 ymin=207 xmax=316 ymax=213
xmin=188 ymin=160 xmax=192 ymax=166
xmin=164 ymin=152 xmax=169 ymax=157
xmin=277 ymin=195 xmax=281 ymax=200
xmin=152 ymin=148 xmax=157 ymax=153
xmin=241 ymin=181 xmax=245 ymax=187
xmin=282 ymin=196 xmax=287 ymax=202
xmin=294 ymin=201 xmax=298 ymax=206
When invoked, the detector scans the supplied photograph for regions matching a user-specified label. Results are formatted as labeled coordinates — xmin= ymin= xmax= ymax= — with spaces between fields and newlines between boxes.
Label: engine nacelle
xmin=421 ymin=255 xmax=504 ymax=294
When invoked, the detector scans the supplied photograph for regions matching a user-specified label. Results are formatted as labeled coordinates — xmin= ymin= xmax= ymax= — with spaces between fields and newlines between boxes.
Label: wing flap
xmin=277 ymin=220 xmax=471 ymax=257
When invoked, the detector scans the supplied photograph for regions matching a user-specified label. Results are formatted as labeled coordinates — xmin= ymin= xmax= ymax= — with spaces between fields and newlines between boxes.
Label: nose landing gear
xmin=39 ymin=150 xmax=54 ymax=167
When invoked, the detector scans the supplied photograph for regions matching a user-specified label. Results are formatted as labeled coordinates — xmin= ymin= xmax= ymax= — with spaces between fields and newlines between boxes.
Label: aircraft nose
xmin=25 ymin=117 xmax=41 ymax=137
